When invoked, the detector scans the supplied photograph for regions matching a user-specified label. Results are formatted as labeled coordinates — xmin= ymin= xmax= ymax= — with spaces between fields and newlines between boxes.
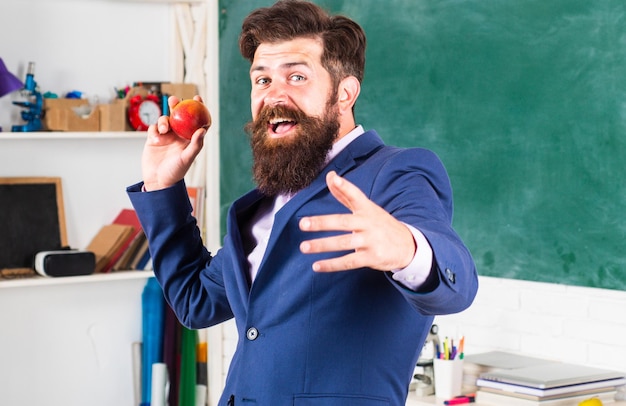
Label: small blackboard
xmin=0 ymin=177 xmax=67 ymax=270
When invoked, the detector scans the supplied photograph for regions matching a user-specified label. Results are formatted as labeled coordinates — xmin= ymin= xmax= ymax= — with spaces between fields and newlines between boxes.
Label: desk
xmin=406 ymin=392 xmax=626 ymax=405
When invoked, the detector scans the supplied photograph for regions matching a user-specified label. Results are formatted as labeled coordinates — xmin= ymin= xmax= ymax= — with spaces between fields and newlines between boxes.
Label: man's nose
xmin=264 ymin=82 xmax=288 ymax=106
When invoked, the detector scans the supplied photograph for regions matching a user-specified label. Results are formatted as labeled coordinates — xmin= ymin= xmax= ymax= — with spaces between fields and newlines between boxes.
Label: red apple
xmin=169 ymin=99 xmax=212 ymax=140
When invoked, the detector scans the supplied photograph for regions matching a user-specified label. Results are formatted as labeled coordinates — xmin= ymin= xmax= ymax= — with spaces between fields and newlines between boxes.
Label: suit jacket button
xmin=445 ymin=268 xmax=456 ymax=283
xmin=246 ymin=327 xmax=259 ymax=341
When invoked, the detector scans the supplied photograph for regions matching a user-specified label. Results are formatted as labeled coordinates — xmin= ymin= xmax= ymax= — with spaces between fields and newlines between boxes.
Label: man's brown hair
xmin=239 ymin=0 xmax=366 ymax=88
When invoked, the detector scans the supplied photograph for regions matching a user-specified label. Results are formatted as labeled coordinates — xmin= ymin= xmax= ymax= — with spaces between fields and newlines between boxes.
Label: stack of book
xmin=85 ymin=185 xmax=204 ymax=274
xmin=475 ymin=362 xmax=626 ymax=405
xmin=86 ymin=208 xmax=150 ymax=273
xmin=463 ymin=351 xmax=557 ymax=393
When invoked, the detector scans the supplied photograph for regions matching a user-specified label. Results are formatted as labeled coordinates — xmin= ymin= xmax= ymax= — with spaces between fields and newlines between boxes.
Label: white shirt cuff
xmin=391 ymin=224 xmax=433 ymax=290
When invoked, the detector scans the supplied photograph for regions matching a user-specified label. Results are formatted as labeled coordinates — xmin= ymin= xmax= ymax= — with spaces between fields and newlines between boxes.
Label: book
xmin=464 ymin=351 xmax=558 ymax=371
xmin=479 ymin=385 xmax=622 ymax=402
xmin=112 ymin=230 xmax=146 ymax=271
xmin=187 ymin=185 xmax=205 ymax=238
xmin=479 ymin=362 xmax=626 ymax=389
xmin=476 ymin=375 xmax=626 ymax=398
xmin=463 ymin=351 xmax=558 ymax=391
xmin=102 ymin=209 xmax=143 ymax=272
xmin=142 ymin=256 xmax=153 ymax=271
xmin=135 ymin=246 xmax=152 ymax=270
xmin=129 ymin=237 xmax=150 ymax=270
xmin=86 ymin=224 xmax=135 ymax=273
xmin=476 ymin=388 xmax=617 ymax=405
xmin=187 ymin=186 xmax=204 ymax=223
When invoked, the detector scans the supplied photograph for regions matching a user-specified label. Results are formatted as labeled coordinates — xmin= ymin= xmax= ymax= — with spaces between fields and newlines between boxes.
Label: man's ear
xmin=337 ymin=75 xmax=361 ymax=114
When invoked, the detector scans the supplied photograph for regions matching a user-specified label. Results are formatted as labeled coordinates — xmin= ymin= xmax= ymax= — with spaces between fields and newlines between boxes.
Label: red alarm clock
xmin=128 ymin=93 xmax=161 ymax=131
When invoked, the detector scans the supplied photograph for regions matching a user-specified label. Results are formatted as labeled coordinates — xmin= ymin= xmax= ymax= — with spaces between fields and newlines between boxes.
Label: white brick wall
xmin=434 ymin=276 xmax=626 ymax=372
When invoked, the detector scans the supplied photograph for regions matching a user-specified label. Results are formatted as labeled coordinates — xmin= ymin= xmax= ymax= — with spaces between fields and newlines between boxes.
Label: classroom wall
xmin=435 ymin=276 xmax=626 ymax=372
xmin=213 ymin=276 xmax=626 ymax=390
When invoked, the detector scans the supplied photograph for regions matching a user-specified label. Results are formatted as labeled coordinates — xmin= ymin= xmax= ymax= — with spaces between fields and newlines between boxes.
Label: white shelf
xmin=0 ymin=131 xmax=147 ymax=140
xmin=0 ymin=270 xmax=154 ymax=289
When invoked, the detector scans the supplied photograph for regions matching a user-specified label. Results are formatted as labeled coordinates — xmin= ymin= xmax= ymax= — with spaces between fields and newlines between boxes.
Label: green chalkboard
xmin=218 ymin=0 xmax=626 ymax=291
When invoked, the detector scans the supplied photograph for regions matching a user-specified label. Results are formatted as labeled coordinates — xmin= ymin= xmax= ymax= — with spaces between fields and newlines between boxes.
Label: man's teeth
xmin=270 ymin=118 xmax=290 ymax=125
xmin=270 ymin=118 xmax=294 ymax=133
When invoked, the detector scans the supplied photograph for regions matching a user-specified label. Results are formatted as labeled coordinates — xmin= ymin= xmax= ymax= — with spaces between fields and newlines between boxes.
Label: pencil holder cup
xmin=433 ymin=358 xmax=464 ymax=399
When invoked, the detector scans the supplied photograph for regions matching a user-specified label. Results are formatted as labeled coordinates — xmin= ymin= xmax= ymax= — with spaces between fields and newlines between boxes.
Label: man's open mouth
xmin=269 ymin=118 xmax=297 ymax=137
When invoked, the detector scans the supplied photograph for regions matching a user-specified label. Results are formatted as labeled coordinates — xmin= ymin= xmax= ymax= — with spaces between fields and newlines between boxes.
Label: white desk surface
xmin=406 ymin=392 xmax=626 ymax=405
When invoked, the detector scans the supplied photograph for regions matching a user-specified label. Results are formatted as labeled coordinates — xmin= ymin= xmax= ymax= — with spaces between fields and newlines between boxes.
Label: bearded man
xmin=128 ymin=1 xmax=478 ymax=405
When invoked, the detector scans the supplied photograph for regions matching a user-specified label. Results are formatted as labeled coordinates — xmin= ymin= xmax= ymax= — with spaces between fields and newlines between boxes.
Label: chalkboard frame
xmin=0 ymin=177 xmax=67 ymax=271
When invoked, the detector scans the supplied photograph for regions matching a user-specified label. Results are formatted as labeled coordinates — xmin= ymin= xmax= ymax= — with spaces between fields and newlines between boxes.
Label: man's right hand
xmin=141 ymin=95 xmax=207 ymax=191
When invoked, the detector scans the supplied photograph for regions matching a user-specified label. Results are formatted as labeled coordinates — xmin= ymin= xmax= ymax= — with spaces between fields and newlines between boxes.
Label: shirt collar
xmin=326 ymin=125 xmax=365 ymax=164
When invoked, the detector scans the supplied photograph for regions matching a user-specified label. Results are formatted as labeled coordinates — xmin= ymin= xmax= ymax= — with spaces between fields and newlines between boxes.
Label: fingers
xmin=299 ymin=171 xmax=374 ymax=234
xmin=310 ymin=252 xmax=365 ymax=272
xmin=300 ymin=231 xmax=361 ymax=255
xmin=167 ymin=95 xmax=181 ymax=112
xmin=156 ymin=115 xmax=170 ymax=135
xmin=299 ymin=172 xmax=370 ymax=272
xmin=299 ymin=171 xmax=416 ymax=273
xmin=170 ymin=94 xmax=205 ymax=109
xmin=182 ymin=127 xmax=206 ymax=161
xmin=299 ymin=213 xmax=359 ymax=233
xmin=299 ymin=230 xmax=365 ymax=272
xmin=325 ymin=171 xmax=368 ymax=212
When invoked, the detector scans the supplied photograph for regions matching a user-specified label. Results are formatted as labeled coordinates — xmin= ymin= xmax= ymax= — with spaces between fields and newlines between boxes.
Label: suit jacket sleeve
xmin=127 ymin=181 xmax=234 ymax=329
xmin=368 ymin=147 xmax=478 ymax=315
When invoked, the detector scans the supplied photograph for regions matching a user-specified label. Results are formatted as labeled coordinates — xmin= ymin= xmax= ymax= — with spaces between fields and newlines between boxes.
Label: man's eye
xmin=290 ymin=74 xmax=305 ymax=82
xmin=255 ymin=77 xmax=269 ymax=85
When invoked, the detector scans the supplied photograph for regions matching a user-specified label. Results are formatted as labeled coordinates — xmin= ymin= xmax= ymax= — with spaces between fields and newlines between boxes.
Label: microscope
xmin=413 ymin=323 xmax=440 ymax=396
xmin=12 ymin=62 xmax=43 ymax=132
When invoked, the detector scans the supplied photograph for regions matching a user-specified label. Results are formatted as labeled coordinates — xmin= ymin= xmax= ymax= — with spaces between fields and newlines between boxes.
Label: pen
xmin=444 ymin=395 xmax=475 ymax=405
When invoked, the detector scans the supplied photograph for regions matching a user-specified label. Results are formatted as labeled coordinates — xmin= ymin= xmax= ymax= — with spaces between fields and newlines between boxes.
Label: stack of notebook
xmin=476 ymin=362 xmax=626 ymax=405
xmin=462 ymin=351 xmax=557 ymax=393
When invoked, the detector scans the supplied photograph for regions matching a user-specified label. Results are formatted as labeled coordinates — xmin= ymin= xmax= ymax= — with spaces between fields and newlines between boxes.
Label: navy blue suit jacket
xmin=128 ymin=130 xmax=478 ymax=405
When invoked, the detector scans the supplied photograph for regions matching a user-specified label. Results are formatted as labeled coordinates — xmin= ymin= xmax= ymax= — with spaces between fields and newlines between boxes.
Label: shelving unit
xmin=0 ymin=131 xmax=151 ymax=284
xmin=1 ymin=0 xmax=222 ymax=403
xmin=0 ymin=131 xmax=145 ymax=139
xmin=0 ymin=269 xmax=154 ymax=289
xmin=0 ymin=131 xmax=153 ymax=405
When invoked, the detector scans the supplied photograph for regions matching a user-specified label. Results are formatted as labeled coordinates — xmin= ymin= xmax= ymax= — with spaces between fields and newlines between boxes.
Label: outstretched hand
xmin=299 ymin=171 xmax=416 ymax=272
xmin=141 ymin=95 xmax=207 ymax=191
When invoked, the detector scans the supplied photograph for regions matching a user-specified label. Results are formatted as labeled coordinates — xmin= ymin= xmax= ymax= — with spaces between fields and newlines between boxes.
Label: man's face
xmin=246 ymin=38 xmax=340 ymax=196
xmin=249 ymin=37 xmax=333 ymax=129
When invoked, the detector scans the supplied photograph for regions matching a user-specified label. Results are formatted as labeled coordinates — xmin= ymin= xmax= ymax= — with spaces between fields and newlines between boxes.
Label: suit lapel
xmin=228 ymin=189 xmax=267 ymax=294
xmin=254 ymin=130 xmax=385 ymax=281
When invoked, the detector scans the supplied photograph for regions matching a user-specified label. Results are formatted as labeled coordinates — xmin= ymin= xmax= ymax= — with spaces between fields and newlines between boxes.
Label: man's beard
xmin=245 ymin=102 xmax=340 ymax=196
